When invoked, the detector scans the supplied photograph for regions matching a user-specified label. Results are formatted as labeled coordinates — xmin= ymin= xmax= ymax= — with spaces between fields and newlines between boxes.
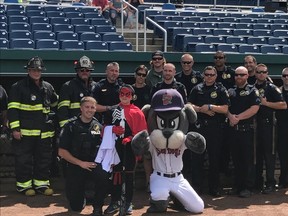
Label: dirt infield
xmin=1 ymin=176 xmax=288 ymax=216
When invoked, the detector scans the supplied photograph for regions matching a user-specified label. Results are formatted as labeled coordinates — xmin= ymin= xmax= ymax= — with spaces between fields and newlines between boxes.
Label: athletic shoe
xmin=125 ymin=202 xmax=133 ymax=215
xmin=104 ymin=201 xmax=119 ymax=214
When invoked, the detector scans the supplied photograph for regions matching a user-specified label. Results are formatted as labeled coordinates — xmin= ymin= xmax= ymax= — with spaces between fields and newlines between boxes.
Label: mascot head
xmin=142 ymin=89 xmax=197 ymax=149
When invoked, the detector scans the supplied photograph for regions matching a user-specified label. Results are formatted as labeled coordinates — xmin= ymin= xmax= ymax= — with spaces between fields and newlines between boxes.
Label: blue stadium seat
xmin=273 ymin=19 xmax=288 ymax=24
xmin=181 ymin=22 xmax=199 ymax=28
xmin=62 ymin=7 xmax=80 ymax=13
xmin=279 ymin=14 xmax=288 ymax=19
xmin=109 ymin=41 xmax=133 ymax=51
xmin=84 ymin=12 xmax=103 ymax=19
xmin=235 ymin=23 xmax=253 ymax=29
xmin=0 ymin=15 xmax=7 ymax=23
xmin=74 ymin=24 xmax=95 ymax=34
xmin=9 ymin=30 xmax=32 ymax=39
xmin=36 ymin=39 xmax=59 ymax=50
xmin=95 ymin=25 xmax=116 ymax=34
xmin=195 ymin=43 xmax=216 ymax=53
xmin=153 ymin=15 xmax=170 ymax=22
xmin=238 ymin=44 xmax=260 ymax=53
xmin=188 ymin=17 xmax=204 ymax=22
xmin=171 ymin=27 xmax=193 ymax=47
xmin=29 ymin=16 xmax=49 ymax=24
xmin=90 ymin=18 xmax=111 ymax=26
xmin=256 ymin=18 xmax=273 ymax=24
xmin=246 ymin=13 xmax=263 ymax=18
xmin=171 ymin=16 xmax=189 ymax=21
xmin=179 ymin=11 xmax=196 ymax=17
xmin=217 ymin=44 xmax=238 ymax=53
xmin=70 ymin=17 xmax=90 ymax=25
xmin=65 ymin=12 xmax=84 ymax=18
xmin=282 ymin=46 xmax=288 ymax=54
xmin=270 ymin=24 xmax=288 ymax=31
xmin=6 ymin=10 xmax=26 ymax=17
xmin=182 ymin=35 xmax=204 ymax=52
xmin=102 ymin=33 xmax=124 ymax=42
xmin=31 ymin=23 xmax=52 ymax=32
xmin=61 ymin=40 xmax=84 ymax=50
xmin=253 ymin=23 xmax=270 ymax=29
xmin=213 ymin=29 xmax=233 ymax=36
xmin=43 ymin=6 xmax=62 ymax=12
xmin=26 ymin=10 xmax=46 ymax=17
xmin=50 ymin=17 xmax=70 ymax=24
xmin=57 ymin=32 xmax=78 ymax=41
xmin=204 ymin=35 xmax=226 ymax=44
xmin=262 ymin=14 xmax=280 ymax=19
xmin=162 ymin=3 xmax=176 ymax=10
xmin=205 ymin=17 xmax=221 ymax=22
xmin=80 ymin=32 xmax=101 ymax=42
xmin=8 ymin=15 xmax=28 ymax=24
xmin=9 ymin=22 xmax=30 ymax=32
xmin=0 ymin=38 xmax=9 ymax=49
xmin=247 ymin=36 xmax=267 ymax=45
xmin=46 ymin=11 xmax=65 ymax=18
xmin=221 ymin=17 xmax=238 ymax=22
xmin=237 ymin=17 xmax=256 ymax=23
xmin=53 ymin=24 xmax=74 ymax=33
xmin=218 ymin=22 xmax=235 ymax=29
xmin=233 ymin=29 xmax=253 ymax=36
xmin=33 ymin=31 xmax=56 ymax=40
xmin=6 ymin=4 xmax=24 ymax=11
xmin=193 ymin=28 xmax=213 ymax=36
xmin=85 ymin=41 xmax=108 ymax=50
xmin=25 ymin=5 xmax=43 ymax=12
xmin=0 ymin=22 xmax=7 ymax=30
xmin=199 ymin=22 xmax=218 ymax=29
xmin=268 ymin=37 xmax=287 ymax=46
xmin=80 ymin=7 xmax=99 ymax=14
xmin=155 ymin=21 xmax=181 ymax=37
xmin=10 ymin=38 xmax=34 ymax=49
xmin=162 ymin=11 xmax=178 ymax=16
xmin=226 ymin=36 xmax=246 ymax=44
xmin=253 ymin=29 xmax=273 ymax=37
xmin=273 ymin=30 xmax=288 ymax=37
xmin=0 ymin=29 xmax=8 ymax=39
xmin=260 ymin=45 xmax=282 ymax=54
xmin=195 ymin=11 xmax=214 ymax=17
xmin=213 ymin=12 xmax=230 ymax=17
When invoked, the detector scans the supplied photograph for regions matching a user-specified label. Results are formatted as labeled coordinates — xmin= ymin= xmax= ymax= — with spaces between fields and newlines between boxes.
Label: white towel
xmin=95 ymin=126 xmax=120 ymax=172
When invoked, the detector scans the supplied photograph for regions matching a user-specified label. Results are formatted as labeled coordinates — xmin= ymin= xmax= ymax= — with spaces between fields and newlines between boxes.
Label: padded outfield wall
xmin=0 ymin=50 xmax=287 ymax=92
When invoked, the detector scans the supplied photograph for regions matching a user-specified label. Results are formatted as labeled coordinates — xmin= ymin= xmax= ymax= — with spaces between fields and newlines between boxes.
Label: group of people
xmin=0 ymin=50 xmax=288 ymax=215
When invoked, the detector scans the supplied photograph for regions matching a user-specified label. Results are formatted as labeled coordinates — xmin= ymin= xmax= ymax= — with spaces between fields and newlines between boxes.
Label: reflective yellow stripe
xmin=41 ymin=131 xmax=55 ymax=139
xmin=43 ymin=107 xmax=50 ymax=114
xmin=70 ymin=102 xmax=80 ymax=109
xmin=17 ymin=180 xmax=32 ymax=189
xmin=8 ymin=102 xmax=21 ymax=109
xmin=10 ymin=121 xmax=20 ymax=129
xmin=59 ymin=120 xmax=68 ymax=127
xmin=21 ymin=129 xmax=41 ymax=136
xmin=20 ymin=103 xmax=43 ymax=111
xmin=34 ymin=179 xmax=50 ymax=187
xmin=58 ymin=100 xmax=70 ymax=109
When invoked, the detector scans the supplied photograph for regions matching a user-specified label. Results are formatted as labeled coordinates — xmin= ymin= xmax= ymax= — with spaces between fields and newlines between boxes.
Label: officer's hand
xmin=122 ymin=136 xmax=132 ymax=145
xmin=80 ymin=161 xmax=97 ymax=171
xmin=112 ymin=126 xmax=125 ymax=136
xmin=12 ymin=130 xmax=22 ymax=140
xmin=260 ymin=97 xmax=268 ymax=106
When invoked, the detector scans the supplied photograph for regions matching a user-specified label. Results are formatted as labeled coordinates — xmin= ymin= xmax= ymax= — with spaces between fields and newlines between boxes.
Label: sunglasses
xmin=182 ymin=61 xmax=192 ymax=65
xmin=136 ymin=72 xmax=147 ymax=77
xmin=235 ymin=73 xmax=247 ymax=77
xmin=79 ymin=68 xmax=91 ymax=73
xmin=204 ymin=73 xmax=216 ymax=77
xmin=152 ymin=57 xmax=163 ymax=61
xmin=256 ymin=70 xmax=268 ymax=74
xmin=282 ymin=74 xmax=288 ymax=78
xmin=120 ymin=92 xmax=132 ymax=97
xmin=214 ymin=56 xmax=224 ymax=60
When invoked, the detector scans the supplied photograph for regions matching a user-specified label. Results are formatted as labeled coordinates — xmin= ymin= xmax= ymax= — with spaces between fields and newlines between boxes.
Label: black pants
xmin=13 ymin=136 xmax=52 ymax=189
xmin=277 ymin=123 xmax=288 ymax=186
xmin=65 ymin=163 xmax=110 ymax=211
xmin=229 ymin=127 xmax=255 ymax=192
xmin=255 ymin=121 xmax=276 ymax=188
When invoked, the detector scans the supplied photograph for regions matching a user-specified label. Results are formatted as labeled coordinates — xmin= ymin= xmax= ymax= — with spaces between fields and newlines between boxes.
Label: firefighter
xmin=8 ymin=56 xmax=58 ymax=196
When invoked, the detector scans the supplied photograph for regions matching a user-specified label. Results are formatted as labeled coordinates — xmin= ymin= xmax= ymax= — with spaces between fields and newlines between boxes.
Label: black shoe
xmin=104 ymin=201 xmax=119 ymax=214
xmin=239 ymin=189 xmax=252 ymax=198
xmin=277 ymin=184 xmax=288 ymax=190
xmin=91 ymin=207 xmax=103 ymax=216
xmin=263 ymin=186 xmax=275 ymax=194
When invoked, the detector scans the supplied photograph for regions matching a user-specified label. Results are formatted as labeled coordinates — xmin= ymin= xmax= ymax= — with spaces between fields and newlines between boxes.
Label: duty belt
xmin=156 ymin=172 xmax=181 ymax=178
xmin=233 ymin=124 xmax=253 ymax=132
xmin=258 ymin=118 xmax=272 ymax=124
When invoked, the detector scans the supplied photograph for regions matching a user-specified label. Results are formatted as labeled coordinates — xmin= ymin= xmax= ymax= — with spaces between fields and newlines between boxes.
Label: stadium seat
xmin=195 ymin=11 xmax=214 ymax=17
xmin=213 ymin=29 xmax=233 ymax=36
xmin=80 ymin=7 xmax=99 ymax=14
xmin=199 ymin=22 xmax=218 ymax=29
xmin=26 ymin=10 xmax=46 ymax=17
xmin=6 ymin=10 xmax=26 ymax=17
xmin=153 ymin=15 xmax=170 ymax=22
xmin=57 ymin=32 xmax=78 ymax=41
xmin=84 ymin=12 xmax=103 ymax=19
xmin=221 ymin=17 xmax=238 ymax=22
xmin=162 ymin=11 xmax=178 ymax=16
xmin=268 ymin=37 xmax=287 ymax=46
xmin=65 ymin=12 xmax=84 ymax=18
xmin=50 ymin=17 xmax=70 ymax=25
xmin=195 ymin=43 xmax=216 ymax=53
xmin=204 ymin=35 xmax=226 ymax=44
xmin=205 ymin=17 xmax=221 ymax=22
xmin=181 ymin=35 xmax=204 ymax=52
xmin=29 ymin=16 xmax=49 ymax=24
xmin=0 ymin=15 xmax=7 ymax=23
xmin=238 ymin=44 xmax=260 ymax=53
xmin=9 ymin=30 xmax=32 ymax=39
xmin=270 ymin=24 xmax=288 ymax=31
xmin=171 ymin=27 xmax=193 ymax=47
xmin=0 ymin=29 xmax=8 ymax=39
xmin=0 ymin=22 xmax=7 ymax=30
xmin=256 ymin=18 xmax=273 ymax=24
xmin=253 ymin=29 xmax=273 ymax=37
xmin=53 ymin=24 xmax=74 ymax=33
xmin=237 ymin=17 xmax=256 ymax=23
xmin=90 ymin=18 xmax=111 ymax=26
xmin=80 ymin=32 xmax=101 ymax=42
xmin=193 ymin=28 xmax=213 ymax=36
xmin=31 ymin=23 xmax=52 ymax=32
xmin=33 ymin=31 xmax=56 ymax=40
xmin=171 ymin=16 xmax=189 ymax=21
xmin=162 ymin=3 xmax=176 ymax=10
xmin=25 ymin=5 xmax=43 ymax=12
xmin=61 ymin=40 xmax=84 ymax=50
xmin=181 ymin=22 xmax=199 ymax=28
xmin=85 ymin=41 xmax=108 ymax=50
xmin=36 ymin=39 xmax=59 ymax=50
xmin=179 ymin=11 xmax=196 ymax=17
xmin=233 ymin=29 xmax=253 ymax=36
xmin=226 ymin=36 xmax=246 ymax=44
xmin=235 ymin=23 xmax=253 ymax=29
xmin=62 ymin=7 xmax=80 ymax=13
xmin=95 ymin=25 xmax=116 ymax=34
xmin=43 ymin=6 xmax=62 ymax=12
xmin=8 ymin=15 xmax=28 ymax=24
xmin=282 ymin=46 xmax=288 ymax=54
xmin=273 ymin=19 xmax=288 ymax=24
xmin=273 ymin=30 xmax=288 ymax=37
xmin=46 ymin=11 xmax=65 ymax=18
xmin=6 ymin=4 xmax=24 ymax=11
xmin=0 ymin=38 xmax=9 ymax=49
xmin=260 ymin=45 xmax=282 ymax=54
xmin=253 ymin=23 xmax=270 ymax=29
xmin=74 ymin=24 xmax=95 ymax=34
xmin=246 ymin=13 xmax=263 ymax=18
xmin=9 ymin=22 xmax=30 ymax=32
xmin=10 ymin=38 xmax=34 ymax=49
xmin=218 ymin=22 xmax=236 ymax=29
xmin=155 ymin=21 xmax=181 ymax=37
xmin=109 ymin=41 xmax=133 ymax=51
xmin=247 ymin=36 xmax=267 ymax=45
xmin=102 ymin=33 xmax=124 ymax=42
xmin=188 ymin=17 xmax=204 ymax=22
xmin=70 ymin=17 xmax=90 ymax=25
xmin=217 ymin=44 xmax=238 ymax=53
xmin=262 ymin=14 xmax=280 ymax=19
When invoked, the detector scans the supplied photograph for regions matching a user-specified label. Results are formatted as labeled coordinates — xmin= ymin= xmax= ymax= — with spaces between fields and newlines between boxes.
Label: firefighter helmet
xmin=74 ymin=56 xmax=94 ymax=71
xmin=24 ymin=56 xmax=46 ymax=70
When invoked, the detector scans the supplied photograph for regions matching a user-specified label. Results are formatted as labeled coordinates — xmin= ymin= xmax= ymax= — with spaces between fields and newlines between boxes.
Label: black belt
xmin=156 ymin=172 xmax=181 ymax=178
xmin=233 ymin=124 xmax=253 ymax=131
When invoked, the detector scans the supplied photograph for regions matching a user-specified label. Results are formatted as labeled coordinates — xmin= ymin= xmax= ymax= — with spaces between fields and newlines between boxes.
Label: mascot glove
xmin=122 ymin=136 xmax=132 ymax=145
xmin=112 ymin=126 xmax=125 ymax=136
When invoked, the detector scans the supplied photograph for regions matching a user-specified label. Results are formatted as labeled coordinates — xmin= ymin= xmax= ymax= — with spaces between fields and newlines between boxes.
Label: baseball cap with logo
xmin=74 ymin=56 xmax=94 ymax=70
xmin=151 ymin=89 xmax=184 ymax=111
xmin=151 ymin=50 xmax=164 ymax=58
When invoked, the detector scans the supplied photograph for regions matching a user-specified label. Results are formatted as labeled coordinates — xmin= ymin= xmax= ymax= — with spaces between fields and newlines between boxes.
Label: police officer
xmin=150 ymin=63 xmax=187 ymax=103
xmin=244 ymin=55 xmax=257 ymax=85
xmin=58 ymin=56 xmax=96 ymax=128
xmin=8 ymin=56 xmax=58 ymax=196
xmin=254 ymin=64 xmax=287 ymax=194
xmin=92 ymin=62 xmax=124 ymax=125
xmin=188 ymin=66 xmax=229 ymax=197
xmin=175 ymin=53 xmax=203 ymax=95
xmin=58 ymin=96 xmax=107 ymax=216
xmin=227 ymin=66 xmax=260 ymax=198
xmin=0 ymin=85 xmax=8 ymax=133
xmin=276 ymin=67 xmax=288 ymax=189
